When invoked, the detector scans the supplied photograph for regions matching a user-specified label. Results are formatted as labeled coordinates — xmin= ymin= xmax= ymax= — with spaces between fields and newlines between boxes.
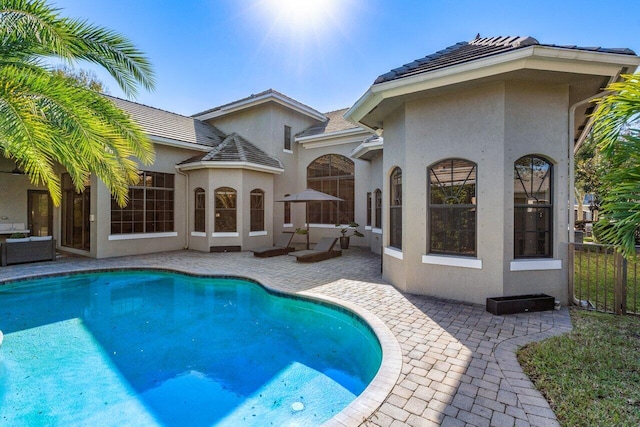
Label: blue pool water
xmin=0 ymin=270 xmax=382 ymax=426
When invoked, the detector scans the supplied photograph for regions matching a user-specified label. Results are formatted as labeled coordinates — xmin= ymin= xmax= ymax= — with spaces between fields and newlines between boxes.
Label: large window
xmin=194 ymin=188 xmax=205 ymax=232
xmin=111 ymin=171 xmax=174 ymax=234
xmin=389 ymin=167 xmax=402 ymax=249
xmin=366 ymin=192 xmax=372 ymax=227
xmin=250 ymin=189 xmax=265 ymax=232
xmin=374 ymin=189 xmax=382 ymax=229
xmin=307 ymin=154 xmax=354 ymax=224
xmin=514 ymin=155 xmax=552 ymax=258
xmin=284 ymin=125 xmax=292 ymax=151
xmin=215 ymin=187 xmax=237 ymax=232
xmin=429 ymin=159 xmax=476 ymax=256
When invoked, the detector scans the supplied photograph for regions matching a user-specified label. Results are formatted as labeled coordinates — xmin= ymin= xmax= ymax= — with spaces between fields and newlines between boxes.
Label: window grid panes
xmin=250 ymin=189 xmax=265 ymax=232
xmin=111 ymin=171 xmax=174 ymax=234
xmin=194 ymin=188 xmax=205 ymax=232
xmin=283 ymin=194 xmax=291 ymax=224
xmin=366 ymin=192 xmax=372 ymax=226
xmin=215 ymin=187 xmax=237 ymax=232
xmin=307 ymin=154 xmax=355 ymax=224
xmin=429 ymin=159 xmax=477 ymax=256
xmin=390 ymin=168 xmax=402 ymax=249
xmin=374 ymin=189 xmax=382 ymax=229
xmin=514 ymin=156 xmax=552 ymax=258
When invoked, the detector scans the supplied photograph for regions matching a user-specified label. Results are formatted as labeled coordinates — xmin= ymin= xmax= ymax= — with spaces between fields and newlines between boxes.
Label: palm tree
xmin=590 ymin=73 xmax=640 ymax=258
xmin=0 ymin=0 xmax=155 ymax=206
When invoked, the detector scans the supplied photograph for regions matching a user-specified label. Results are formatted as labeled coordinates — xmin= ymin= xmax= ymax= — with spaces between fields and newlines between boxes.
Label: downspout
xmin=175 ymin=166 xmax=190 ymax=249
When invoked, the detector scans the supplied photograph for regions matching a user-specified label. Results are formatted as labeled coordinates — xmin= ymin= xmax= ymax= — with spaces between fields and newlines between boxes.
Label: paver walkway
xmin=0 ymin=248 xmax=572 ymax=426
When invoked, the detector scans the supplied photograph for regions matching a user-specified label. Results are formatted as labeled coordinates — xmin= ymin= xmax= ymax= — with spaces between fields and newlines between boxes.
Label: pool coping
xmin=0 ymin=265 xmax=403 ymax=427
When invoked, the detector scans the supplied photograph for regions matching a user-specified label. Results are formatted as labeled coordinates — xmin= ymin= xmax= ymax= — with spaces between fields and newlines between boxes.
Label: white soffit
xmin=176 ymin=161 xmax=284 ymax=175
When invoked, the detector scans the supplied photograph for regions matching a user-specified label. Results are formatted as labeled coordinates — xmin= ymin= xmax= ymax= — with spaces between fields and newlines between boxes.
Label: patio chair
xmin=289 ymin=237 xmax=341 ymax=263
xmin=251 ymin=232 xmax=295 ymax=257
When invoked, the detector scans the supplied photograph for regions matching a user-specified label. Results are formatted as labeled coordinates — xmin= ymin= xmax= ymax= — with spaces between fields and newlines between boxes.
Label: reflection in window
xmin=111 ymin=171 xmax=174 ymax=234
xmin=250 ymin=189 xmax=265 ymax=232
xmin=307 ymin=154 xmax=354 ymax=224
xmin=389 ymin=168 xmax=402 ymax=249
xmin=215 ymin=187 xmax=237 ymax=232
xmin=194 ymin=188 xmax=205 ymax=232
xmin=429 ymin=159 xmax=476 ymax=256
xmin=514 ymin=156 xmax=552 ymax=258
xmin=374 ymin=189 xmax=382 ymax=229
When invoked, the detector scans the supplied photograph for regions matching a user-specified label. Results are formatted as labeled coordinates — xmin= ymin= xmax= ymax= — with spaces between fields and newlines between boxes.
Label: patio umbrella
xmin=276 ymin=189 xmax=343 ymax=249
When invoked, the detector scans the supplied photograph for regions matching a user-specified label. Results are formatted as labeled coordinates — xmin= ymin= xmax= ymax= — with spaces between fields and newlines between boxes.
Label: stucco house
xmin=1 ymin=35 xmax=638 ymax=305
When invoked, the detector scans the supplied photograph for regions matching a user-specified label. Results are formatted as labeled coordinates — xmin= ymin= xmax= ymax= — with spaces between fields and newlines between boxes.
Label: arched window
xmin=514 ymin=156 xmax=552 ymax=258
xmin=429 ymin=159 xmax=477 ymax=256
xmin=307 ymin=154 xmax=354 ymax=224
xmin=194 ymin=187 xmax=205 ymax=232
xmin=215 ymin=187 xmax=236 ymax=232
xmin=389 ymin=168 xmax=402 ymax=249
xmin=374 ymin=189 xmax=382 ymax=229
xmin=250 ymin=189 xmax=265 ymax=232
xmin=284 ymin=194 xmax=291 ymax=224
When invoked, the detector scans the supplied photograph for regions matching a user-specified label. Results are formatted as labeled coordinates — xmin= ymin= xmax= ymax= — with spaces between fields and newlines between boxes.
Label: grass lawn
xmin=518 ymin=309 xmax=640 ymax=426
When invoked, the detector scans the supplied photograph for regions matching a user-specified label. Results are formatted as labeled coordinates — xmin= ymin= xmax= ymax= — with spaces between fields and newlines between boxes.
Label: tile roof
xmin=296 ymin=108 xmax=360 ymax=138
xmin=179 ymin=133 xmax=284 ymax=170
xmin=191 ymin=88 xmax=325 ymax=119
xmin=107 ymin=96 xmax=225 ymax=147
xmin=374 ymin=35 xmax=637 ymax=84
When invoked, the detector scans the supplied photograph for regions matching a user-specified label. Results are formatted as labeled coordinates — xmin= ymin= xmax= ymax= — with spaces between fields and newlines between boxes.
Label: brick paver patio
xmin=0 ymin=248 xmax=572 ymax=426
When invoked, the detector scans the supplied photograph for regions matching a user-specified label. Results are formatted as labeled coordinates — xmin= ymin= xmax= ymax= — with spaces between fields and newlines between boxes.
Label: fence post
xmin=614 ymin=251 xmax=627 ymax=315
xmin=568 ymin=243 xmax=575 ymax=306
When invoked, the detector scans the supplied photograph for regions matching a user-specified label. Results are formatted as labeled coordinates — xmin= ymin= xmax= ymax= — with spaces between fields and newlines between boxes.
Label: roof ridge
xmin=230 ymin=133 xmax=247 ymax=162
xmin=322 ymin=107 xmax=350 ymax=115
xmin=468 ymin=35 xmax=538 ymax=48
xmin=104 ymin=94 xmax=197 ymax=120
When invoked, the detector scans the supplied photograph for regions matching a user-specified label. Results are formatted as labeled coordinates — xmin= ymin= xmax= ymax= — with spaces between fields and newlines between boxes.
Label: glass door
xmin=61 ymin=173 xmax=91 ymax=250
xmin=27 ymin=190 xmax=53 ymax=237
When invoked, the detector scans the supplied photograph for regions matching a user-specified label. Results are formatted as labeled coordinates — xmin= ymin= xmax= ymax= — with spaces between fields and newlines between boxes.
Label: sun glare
xmin=260 ymin=0 xmax=341 ymax=36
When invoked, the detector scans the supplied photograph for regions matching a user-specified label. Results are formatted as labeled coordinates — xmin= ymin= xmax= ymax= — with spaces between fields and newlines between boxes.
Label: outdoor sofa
xmin=288 ymin=237 xmax=341 ymax=263
xmin=0 ymin=237 xmax=56 ymax=267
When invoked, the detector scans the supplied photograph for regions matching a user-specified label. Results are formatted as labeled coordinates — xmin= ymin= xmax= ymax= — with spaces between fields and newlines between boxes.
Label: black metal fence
xmin=569 ymin=243 xmax=640 ymax=315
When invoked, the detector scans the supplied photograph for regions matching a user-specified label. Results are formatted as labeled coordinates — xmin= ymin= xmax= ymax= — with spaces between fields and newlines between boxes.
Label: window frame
xmin=428 ymin=158 xmax=477 ymax=257
xmin=374 ymin=189 xmax=382 ymax=229
xmin=366 ymin=192 xmax=372 ymax=227
xmin=283 ymin=194 xmax=291 ymax=224
xmin=284 ymin=125 xmax=292 ymax=151
xmin=306 ymin=154 xmax=355 ymax=224
xmin=250 ymin=189 xmax=265 ymax=232
xmin=194 ymin=187 xmax=205 ymax=232
xmin=389 ymin=167 xmax=402 ymax=250
xmin=214 ymin=187 xmax=237 ymax=233
xmin=513 ymin=155 xmax=553 ymax=258
xmin=110 ymin=171 xmax=174 ymax=234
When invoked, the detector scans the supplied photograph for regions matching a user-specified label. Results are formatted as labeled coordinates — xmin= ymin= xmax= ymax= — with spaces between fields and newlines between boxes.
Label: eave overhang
xmin=351 ymin=137 xmax=384 ymax=160
xmin=150 ymin=135 xmax=212 ymax=152
xmin=345 ymin=45 xmax=640 ymax=129
xmin=295 ymin=127 xmax=372 ymax=149
xmin=193 ymin=92 xmax=326 ymax=122
xmin=176 ymin=161 xmax=284 ymax=175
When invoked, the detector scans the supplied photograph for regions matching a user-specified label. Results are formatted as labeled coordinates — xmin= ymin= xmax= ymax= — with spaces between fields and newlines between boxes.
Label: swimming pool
xmin=0 ymin=270 xmax=382 ymax=426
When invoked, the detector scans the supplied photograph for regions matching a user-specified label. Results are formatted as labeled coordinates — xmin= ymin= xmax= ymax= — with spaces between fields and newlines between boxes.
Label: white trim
xmin=351 ymin=137 xmax=384 ymax=159
xmin=249 ymin=230 xmax=268 ymax=237
xmin=193 ymin=92 xmax=326 ymax=122
xmin=365 ymin=225 xmax=372 ymax=230
xmin=422 ymin=254 xmax=483 ymax=269
xmin=211 ymin=232 xmax=239 ymax=238
xmin=372 ymin=228 xmax=382 ymax=235
xmin=108 ymin=232 xmax=178 ymax=241
xmin=384 ymin=247 xmax=403 ymax=260
xmin=176 ymin=161 xmax=283 ymax=175
xmin=190 ymin=231 xmax=206 ymax=237
xmin=149 ymin=135 xmax=211 ymax=152
xmin=282 ymin=148 xmax=293 ymax=154
xmin=283 ymin=223 xmax=293 ymax=228
xmin=510 ymin=259 xmax=562 ymax=271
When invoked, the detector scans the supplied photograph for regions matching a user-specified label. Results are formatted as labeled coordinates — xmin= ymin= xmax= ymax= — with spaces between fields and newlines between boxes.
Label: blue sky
xmin=53 ymin=0 xmax=640 ymax=116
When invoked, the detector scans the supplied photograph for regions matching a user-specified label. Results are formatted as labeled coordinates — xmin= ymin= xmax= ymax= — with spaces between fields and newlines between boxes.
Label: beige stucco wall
xmin=380 ymin=81 xmax=571 ymax=305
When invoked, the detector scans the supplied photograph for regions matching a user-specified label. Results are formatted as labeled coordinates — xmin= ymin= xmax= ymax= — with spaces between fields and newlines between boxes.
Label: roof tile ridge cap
xmin=105 ymin=94 xmax=198 ymax=120
xmin=231 ymin=133 xmax=248 ymax=162
xmin=206 ymin=135 xmax=232 ymax=159
xmin=469 ymin=35 xmax=538 ymax=47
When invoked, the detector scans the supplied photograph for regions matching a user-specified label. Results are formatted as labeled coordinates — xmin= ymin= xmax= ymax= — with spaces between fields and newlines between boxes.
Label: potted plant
xmin=335 ymin=222 xmax=364 ymax=249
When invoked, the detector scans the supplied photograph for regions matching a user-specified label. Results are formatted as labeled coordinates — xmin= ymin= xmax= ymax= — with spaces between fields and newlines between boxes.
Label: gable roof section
xmin=178 ymin=133 xmax=284 ymax=173
xmin=191 ymin=89 xmax=326 ymax=122
xmin=374 ymin=36 xmax=636 ymax=84
xmin=296 ymin=108 xmax=359 ymax=138
xmin=108 ymin=96 xmax=225 ymax=149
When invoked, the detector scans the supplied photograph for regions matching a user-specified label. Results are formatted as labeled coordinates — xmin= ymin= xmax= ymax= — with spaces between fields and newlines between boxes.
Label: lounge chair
xmin=289 ymin=237 xmax=341 ymax=263
xmin=251 ymin=232 xmax=295 ymax=257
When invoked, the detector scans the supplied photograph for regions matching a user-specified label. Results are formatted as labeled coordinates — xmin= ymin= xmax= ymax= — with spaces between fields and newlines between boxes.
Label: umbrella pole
xmin=306 ymin=201 xmax=310 ymax=249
